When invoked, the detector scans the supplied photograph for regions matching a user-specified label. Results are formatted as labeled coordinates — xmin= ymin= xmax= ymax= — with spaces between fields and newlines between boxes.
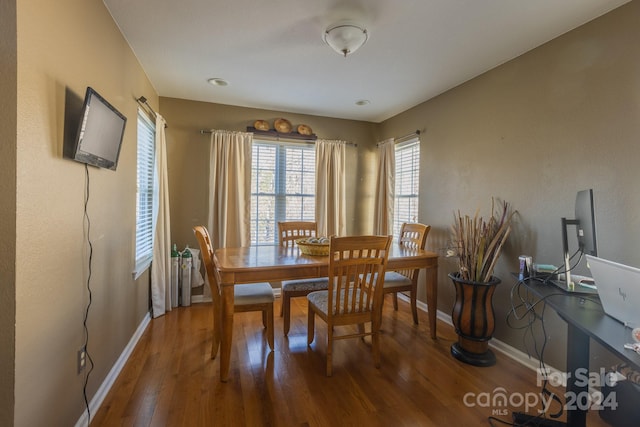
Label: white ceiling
xmin=104 ymin=0 xmax=629 ymax=123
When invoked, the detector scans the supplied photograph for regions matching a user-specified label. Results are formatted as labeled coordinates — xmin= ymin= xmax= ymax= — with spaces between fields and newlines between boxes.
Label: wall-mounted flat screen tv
xmin=69 ymin=87 xmax=127 ymax=170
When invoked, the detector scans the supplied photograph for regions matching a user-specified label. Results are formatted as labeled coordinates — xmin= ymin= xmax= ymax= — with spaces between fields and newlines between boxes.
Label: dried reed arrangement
xmin=449 ymin=199 xmax=515 ymax=283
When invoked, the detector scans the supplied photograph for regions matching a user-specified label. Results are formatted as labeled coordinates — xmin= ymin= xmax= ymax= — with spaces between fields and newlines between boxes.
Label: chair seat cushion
xmin=383 ymin=271 xmax=411 ymax=288
xmin=282 ymin=277 xmax=329 ymax=292
xmin=234 ymin=282 xmax=274 ymax=305
xmin=307 ymin=289 xmax=369 ymax=315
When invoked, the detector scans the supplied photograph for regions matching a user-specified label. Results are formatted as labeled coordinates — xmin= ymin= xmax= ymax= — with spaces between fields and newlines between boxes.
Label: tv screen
xmin=70 ymin=87 xmax=127 ymax=170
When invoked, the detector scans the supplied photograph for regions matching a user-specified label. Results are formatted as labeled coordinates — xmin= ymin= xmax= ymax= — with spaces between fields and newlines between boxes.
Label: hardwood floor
xmin=91 ymin=296 xmax=609 ymax=426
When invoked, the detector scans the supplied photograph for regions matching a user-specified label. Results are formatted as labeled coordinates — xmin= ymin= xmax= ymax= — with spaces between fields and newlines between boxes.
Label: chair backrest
xmin=278 ymin=221 xmax=317 ymax=247
xmin=327 ymin=235 xmax=392 ymax=317
xmin=396 ymin=223 xmax=431 ymax=280
xmin=398 ymin=222 xmax=430 ymax=249
xmin=193 ymin=225 xmax=221 ymax=305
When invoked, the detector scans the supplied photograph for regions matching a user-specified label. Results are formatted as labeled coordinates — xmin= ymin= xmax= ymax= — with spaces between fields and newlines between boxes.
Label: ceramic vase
xmin=449 ymin=272 xmax=501 ymax=367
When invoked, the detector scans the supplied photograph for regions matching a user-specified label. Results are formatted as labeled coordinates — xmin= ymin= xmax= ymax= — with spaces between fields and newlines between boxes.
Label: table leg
xmin=426 ymin=265 xmax=438 ymax=339
xmin=566 ymin=323 xmax=589 ymax=427
xmin=220 ymin=285 xmax=235 ymax=382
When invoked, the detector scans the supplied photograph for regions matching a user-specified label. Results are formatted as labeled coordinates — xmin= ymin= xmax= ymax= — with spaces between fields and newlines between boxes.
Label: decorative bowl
xmin=274 ymin=118 xmax=292 ymax=133
xmin=297 ymin=124 xmax=313 ymax=135
xmin=253 ymin=120 xmax=270 ymax=131
xmin=295 ymin=238 xmax=330 ymax=256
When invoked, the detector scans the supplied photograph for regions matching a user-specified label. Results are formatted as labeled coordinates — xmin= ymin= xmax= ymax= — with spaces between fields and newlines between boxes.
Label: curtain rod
xmin=199 ymin=129 xmax=357 ymax=147
xmin=376 ymin=129 xmax=422 ymax=147
xmin=395 ymin=129 xmax=421 ymax=144
xmin=136 ymin=96 xmax=168 ymax=128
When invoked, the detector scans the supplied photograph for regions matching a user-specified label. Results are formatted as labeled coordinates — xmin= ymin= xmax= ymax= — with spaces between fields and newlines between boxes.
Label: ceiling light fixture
xmin=355 ymin=99 xmax=370 ymax=106
xmin=323 ymin=23 xmax=368 ymax=57
xmin=207 ymin=78 xmax=229 ymax=86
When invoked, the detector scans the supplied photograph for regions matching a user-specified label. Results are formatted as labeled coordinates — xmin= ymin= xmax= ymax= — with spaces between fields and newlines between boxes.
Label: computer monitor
xmin=574 ymin=189 xmax=598 ymax=257
xmin=557 ymin=189 xmax=598 ymax=292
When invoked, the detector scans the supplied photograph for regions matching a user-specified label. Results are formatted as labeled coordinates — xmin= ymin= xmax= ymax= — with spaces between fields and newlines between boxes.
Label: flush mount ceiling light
xmin=355 ymin=99 xmax=371 ymax=106
xmin=323 ymin=23 xmax=368 ymax=57
xmin=207 ymin=77 xmax=229 ymax=86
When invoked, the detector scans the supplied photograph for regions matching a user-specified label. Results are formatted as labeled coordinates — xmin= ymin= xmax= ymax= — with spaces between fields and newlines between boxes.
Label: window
xmin=251 ymin=141 xmax=315 ymax=245
xmin=133 ymin=109 xmax=156 ymax=278
xmin=393 ymin=138 xmax=420 ymax=238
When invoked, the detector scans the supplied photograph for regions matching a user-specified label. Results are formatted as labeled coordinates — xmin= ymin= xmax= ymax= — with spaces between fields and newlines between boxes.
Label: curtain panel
xmin=207 ymin=130 xmax=253 ymax=248
xmin=315 ymin=139 xmax=347 ymax=237
xmin=373 ymin=138 xmax=395 ymax=236
xmin=151 ymin=114 xmax=173 ymax=318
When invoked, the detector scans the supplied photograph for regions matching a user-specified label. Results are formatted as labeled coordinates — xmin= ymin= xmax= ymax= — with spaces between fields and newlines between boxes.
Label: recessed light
xmin=207 ymin=78 xmax=229 ymax=87
xmin=355 ymin=99 xmax=370 ymax=106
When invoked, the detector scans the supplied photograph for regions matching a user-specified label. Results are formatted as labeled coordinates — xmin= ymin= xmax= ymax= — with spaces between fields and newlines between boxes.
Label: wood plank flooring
xmin=91 ymin=295 xmax=609 ymax=426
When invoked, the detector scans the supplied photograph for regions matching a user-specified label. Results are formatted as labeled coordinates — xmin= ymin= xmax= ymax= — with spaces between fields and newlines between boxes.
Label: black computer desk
xmin=521 ymin=277 xmax=640 ymax=427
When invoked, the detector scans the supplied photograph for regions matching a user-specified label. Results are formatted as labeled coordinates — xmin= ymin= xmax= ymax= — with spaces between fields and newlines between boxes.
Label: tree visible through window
xmin=393 ymin=138 xmax=420 ymax=238
xmin=251 ymin=141 xmax=315 ymax=245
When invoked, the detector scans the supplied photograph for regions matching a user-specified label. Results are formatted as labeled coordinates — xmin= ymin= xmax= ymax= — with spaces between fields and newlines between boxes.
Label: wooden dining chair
xmin=278 ymin=221 xmax=329 ymax=336
xmin=307 ymin=235 xmax=392 ymax=376
xmin=382 ymin=222 xmax=431 ymax=325
xmin=193 ymin=225 xmax=275 ymax=359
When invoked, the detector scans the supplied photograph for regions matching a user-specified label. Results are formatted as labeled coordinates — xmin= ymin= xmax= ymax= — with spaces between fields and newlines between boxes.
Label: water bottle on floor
xmin=181 ymin=246 xmax=192 ymax=306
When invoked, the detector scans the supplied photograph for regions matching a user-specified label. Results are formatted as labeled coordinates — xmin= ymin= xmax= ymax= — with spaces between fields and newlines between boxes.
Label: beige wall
xmin=1 ymin=0 xmax=17 ymax=424
xmin=159 ymin=98 xmax=379 ymax=252
xmin=379 ymin=0 xmax=640 ymax=369
xmin=14 ymin=0 xmax=156 ymax=425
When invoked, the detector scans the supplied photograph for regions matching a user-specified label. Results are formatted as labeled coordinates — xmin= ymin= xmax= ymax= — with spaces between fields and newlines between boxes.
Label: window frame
xmin=250 ymin=140 xmax=316 ymax=246
xmin=393 ymin=137 xmax=420 ymax=239
xmin=133 ymin=109 xmax=157 ymax=279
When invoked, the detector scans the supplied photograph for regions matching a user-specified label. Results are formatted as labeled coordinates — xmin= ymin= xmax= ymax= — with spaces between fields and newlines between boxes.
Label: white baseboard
xmin=405 ymin=294 xmax=558 ymax=375
xmin=74 ymin=311 xmax=151 ymax=427
xmin=190 ymin=294 xmax=210 ymax=303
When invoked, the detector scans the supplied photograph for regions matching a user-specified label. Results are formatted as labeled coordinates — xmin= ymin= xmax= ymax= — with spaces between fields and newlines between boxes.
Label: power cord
xmin=498 ymin=279 xmax=572 ymax=425
xmin=492 ymin=250 xmax=601 ymax=426
xmin=82 ymin=164 xmax=95 ymax=425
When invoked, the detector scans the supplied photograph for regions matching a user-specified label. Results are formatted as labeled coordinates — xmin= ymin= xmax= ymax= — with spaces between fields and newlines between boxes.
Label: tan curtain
xmin=315 ymin=139 xmax=346 ymax=237
xmin=373 ymin=138 xmax=395 ymax=235
xmin=151 ymin=114 xmax=173 ymax=318
xmin=207 ymin=130 xmax=253 ymax=248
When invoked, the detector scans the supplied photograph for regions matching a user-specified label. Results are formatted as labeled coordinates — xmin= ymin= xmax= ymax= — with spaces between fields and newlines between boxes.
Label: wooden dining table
xmin=213 ymin=243 xmax=439 ymax=382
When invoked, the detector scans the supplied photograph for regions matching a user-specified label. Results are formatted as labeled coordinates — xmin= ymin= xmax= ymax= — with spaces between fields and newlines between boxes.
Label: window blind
xmin=134 ymin=110 xmax=156 ymax=277
xmin=394 ymin=138 xmax=420 ymax=238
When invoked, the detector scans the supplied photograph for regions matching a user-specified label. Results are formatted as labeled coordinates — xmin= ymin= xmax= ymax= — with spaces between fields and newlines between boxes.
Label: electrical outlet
xmin=77 ymin=346 xmax=86 ymax=373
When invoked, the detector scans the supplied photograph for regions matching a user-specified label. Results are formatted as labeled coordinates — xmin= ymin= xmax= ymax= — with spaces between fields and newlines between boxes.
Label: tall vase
xmin=449 ymin=272 xmax=501 ymax=367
